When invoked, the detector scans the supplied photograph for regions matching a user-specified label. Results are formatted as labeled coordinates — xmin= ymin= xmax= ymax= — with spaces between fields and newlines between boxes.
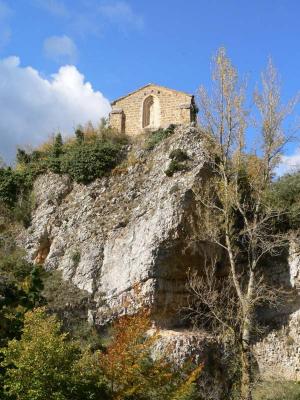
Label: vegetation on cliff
xmin=0 ymin=123 xmax=127 ymax=227
xmin=267 ymin=171 xmax=300 ymax=229
xmin=0 ymin=201 xmax=202 ymax=399
xmin=1 ymin=49 xmax=300 ymax=400
xmin=1 ymin=305 xmax=201 ymax=400
xmin=186 ymin=48 xmax=300 ymax=400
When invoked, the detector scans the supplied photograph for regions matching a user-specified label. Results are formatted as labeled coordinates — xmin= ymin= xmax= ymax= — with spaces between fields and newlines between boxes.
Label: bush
xmin=12 ymin=192 xmax=34 ymax=228
xmin=165 ymin=148 xmax=189 ymax=177
xmin=0 ymin=247 xmax=44 ymax=347
xmin=146 ymin=124 xmax=177 ymax=150
xmin=61 ymin=140 xmax=122 ymax=184
xmin=41 ymin=270 xmax=101 ymax=349
xmin=169 ymin=148 xmax=189 ymax=162
xmin=0 ymin=129 xmax=126 ymax=228
xmin=0 ymin=168 xmax=21 ymax=206
xmin=16 ymin=149 xmax=31 ymax=164
xmin=165 ymin=160 xmax=186 ymax=177
xmin=100 ymin=311 xmax=202 ymax=400
xmin=1 ymin=308 xmax=203 ymax=400
xmin=0 ymin=167 xmax=36 ymax=226
xmin=71 ymin=250 xmax=81 ymax=266
xmin=46 ymin=133 xmax=65 ymax=174
xmin=0 ymin=203 xmax=43 ymax=391
xmin=75 ymin=128 xmax=84 ymax=144
xmin=267 ymin=172 xmax=300 ymax=230
xmin=1 ymin=308 xmax=110 ymax=400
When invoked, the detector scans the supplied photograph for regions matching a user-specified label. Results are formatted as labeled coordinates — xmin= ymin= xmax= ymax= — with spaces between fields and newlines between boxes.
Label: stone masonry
xmin=109 ymin=83 xmax=196 ymax=136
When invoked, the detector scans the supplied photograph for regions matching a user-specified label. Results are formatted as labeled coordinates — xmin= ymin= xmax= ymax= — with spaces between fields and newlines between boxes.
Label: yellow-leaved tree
xmin=99 ymin=310 xmax=203 ymax=400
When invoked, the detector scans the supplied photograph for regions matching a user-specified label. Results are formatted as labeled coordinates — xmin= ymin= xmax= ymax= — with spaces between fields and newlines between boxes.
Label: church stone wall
xmin=110 ymin=84 xmax=194 ymax=136
xmin=109 ymin=109 xmax=125 ymax=133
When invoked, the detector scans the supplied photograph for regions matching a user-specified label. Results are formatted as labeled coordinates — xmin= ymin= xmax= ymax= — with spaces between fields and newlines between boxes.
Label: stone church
xmin=109 ymin=83 xmax=196 ymax=136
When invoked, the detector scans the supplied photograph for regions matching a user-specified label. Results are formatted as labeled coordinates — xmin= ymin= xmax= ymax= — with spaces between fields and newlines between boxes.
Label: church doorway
xmin=142 ymin=95 xmax=160 ymax=129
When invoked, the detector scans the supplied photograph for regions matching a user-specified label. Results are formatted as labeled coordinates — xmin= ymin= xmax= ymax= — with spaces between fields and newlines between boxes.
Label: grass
xmin=145 ymin=124 xmax=177 ymax=150
xmin=253 ymin=380 xmax=300 ymax=400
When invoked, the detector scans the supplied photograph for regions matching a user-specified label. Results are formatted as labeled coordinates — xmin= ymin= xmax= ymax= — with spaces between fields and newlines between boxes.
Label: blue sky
xmin=1 ymin=0 xmax=300 ymax=169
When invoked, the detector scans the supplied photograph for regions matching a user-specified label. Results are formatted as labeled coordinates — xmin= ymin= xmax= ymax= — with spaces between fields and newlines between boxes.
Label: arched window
xmin=142 ymin=95 xmax=160 ymax=129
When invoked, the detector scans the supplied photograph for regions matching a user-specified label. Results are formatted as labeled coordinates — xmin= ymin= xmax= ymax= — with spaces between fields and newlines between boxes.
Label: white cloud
xmin=43 ymin=35 xmax=78 ymax=63
xmin=0 ymin=56 xmax=111 ymax=163
xmin=98 ymin=1 xmax=144 ymax=30
xmin=276 ymin=149 xmax=300 ymax=176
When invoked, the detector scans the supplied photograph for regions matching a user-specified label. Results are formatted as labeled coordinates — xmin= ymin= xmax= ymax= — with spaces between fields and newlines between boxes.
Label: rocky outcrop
xmin=18 ymin=124 xmax=300 ymax=382
xmin=254 ymin=308 xmax=300 ymax=380
xmin=253 ymin=240 xmax=300 ymax=380
xmin=19 ymin=125 xmax=210 ymax=328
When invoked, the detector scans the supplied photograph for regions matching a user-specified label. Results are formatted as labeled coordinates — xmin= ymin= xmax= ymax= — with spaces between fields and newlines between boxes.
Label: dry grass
xmin=253 ymin=380 xmax=300 ymax=400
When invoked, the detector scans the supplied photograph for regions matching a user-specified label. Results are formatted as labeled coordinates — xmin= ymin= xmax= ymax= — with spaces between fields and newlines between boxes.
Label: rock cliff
xmin=19 ymin=125 xmax=300 ymax=381
xmin=20 ymin=125 xmax=209 ymax=328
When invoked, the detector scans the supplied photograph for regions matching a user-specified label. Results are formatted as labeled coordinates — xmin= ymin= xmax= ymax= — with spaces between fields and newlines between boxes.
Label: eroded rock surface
xmin=18 ymin=124 xmax=300 ymax=382
xmin=20 ymin=125 xmax=208 ymax=328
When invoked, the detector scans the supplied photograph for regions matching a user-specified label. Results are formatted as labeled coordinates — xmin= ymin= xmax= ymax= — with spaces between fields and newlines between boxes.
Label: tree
xmin=47 ymin=133 xmax=64 ymax=174
xmin=1 ymin=308 xmax=109 ymax=400
xmin=16 ymin=149 xmax=31 ymax=165
xmin=99 ymin=310 xmax=202 ymax=400
xmin=0 ymin=221 xmax=44 ymax=348
xmin=75 ymin=128 xmax=84 ymax=144
xmin=53 ymin=133 xmax=63 ymax=157
xmin=1 ymin=307 xmax=201 ymax=400
xmin=191 ymin=48 xmax=298 ymax=400
xmin=267 ymin=171 xmax=300 ymax=229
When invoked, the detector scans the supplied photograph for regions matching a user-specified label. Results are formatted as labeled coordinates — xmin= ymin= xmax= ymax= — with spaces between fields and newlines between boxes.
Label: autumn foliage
xmin=100 ymin=311 xmax=178 ymax=399
xmin=0 ymin=308 xmax=203 ymax=400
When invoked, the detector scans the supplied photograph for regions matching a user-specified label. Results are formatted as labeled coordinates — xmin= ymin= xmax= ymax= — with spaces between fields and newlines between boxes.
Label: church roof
xmin=111 ymin=83 xmax=193 ymax=105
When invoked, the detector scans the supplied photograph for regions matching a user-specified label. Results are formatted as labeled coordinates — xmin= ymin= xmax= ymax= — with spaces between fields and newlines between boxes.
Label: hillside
xmin=2 ymin=2 xmax=300 ymax=398
xmin=13 ymin=124 xmax=300 ymax=381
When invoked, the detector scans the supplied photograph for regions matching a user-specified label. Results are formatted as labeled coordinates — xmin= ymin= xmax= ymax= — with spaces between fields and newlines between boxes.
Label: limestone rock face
xmin=253 ymin=239 xmax=300 ymax=380
xmin=20 ymin=125 xmax=208 ymax=328
xmin=254 ymin=308 xmax=300 ymax=380
xmin=18 ymin=124 xmax=300 ymax=382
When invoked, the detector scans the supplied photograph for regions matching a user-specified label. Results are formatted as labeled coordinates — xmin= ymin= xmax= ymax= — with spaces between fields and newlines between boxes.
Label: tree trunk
xmin=240 ymin=324 xmax=253 ymax=400
xmin=240 ymin=269 xmax=255 ymax=400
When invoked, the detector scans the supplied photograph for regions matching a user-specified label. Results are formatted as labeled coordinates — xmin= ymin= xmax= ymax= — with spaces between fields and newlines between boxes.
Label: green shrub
xmin=0 ymin=168 xmax=21 ymax=206
xmin=267 ymin=172 xmax=300 ymax=229
xmin=53 ymin=133 xmax=63 ymax=157
xmin=165 ymin=148 xmax=189 ymax=177
xmin=16 ymin=149 xmax=31 ymax=164
xmin=12 ymin=192 xmax=34 ymax=228
xmin=61 ymin=140 xmax=122 ymax=184
xmin=0 ymin=129 xmax=126 ymax=228
xmin=71 ymin=250 xmax=81 ymax=266
xmin=75 ymin=128 xmax=84 ymax=144
xmin=169 ymin=148 xmax=189 ymax=162
xmin=46 ymin=133 xmax=65 ymax=174
xmin=146 ymin=124 xmax=177 ymax=150
xmin=0 ymin=167 xmax=36 ymax=226
xmin=0 ymin=233 xmax=44 ymax=348
xmin=165 ymin=160 xmax=186 ymax=177
xmin=41 ymin=270 xmax=102 ymax=349
xmin=1 ymin=308 xmax=110 ymax=400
